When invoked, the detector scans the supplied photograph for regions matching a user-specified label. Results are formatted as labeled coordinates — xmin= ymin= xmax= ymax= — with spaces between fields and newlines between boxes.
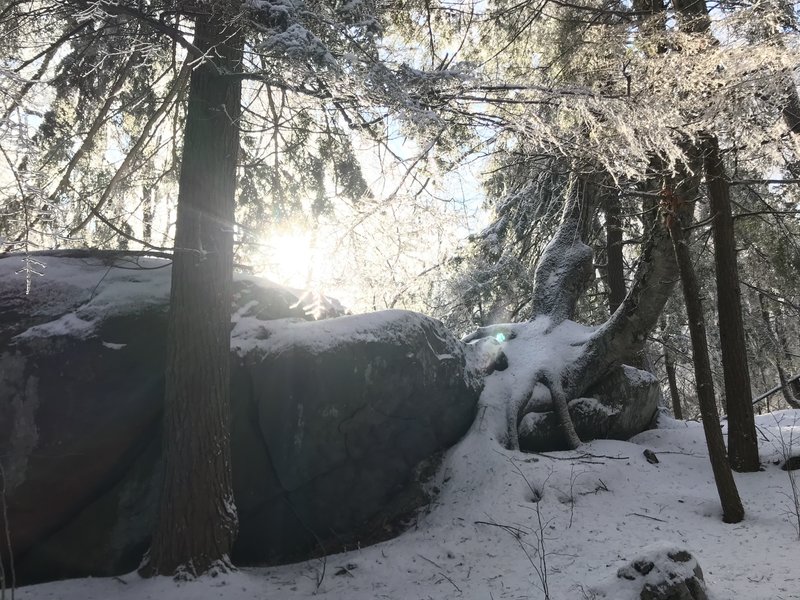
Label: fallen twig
xmin=474 ymin=520 xmax=529 ymax=538
xmin=534 ymin=451 xmax=629 ymax=461
xmin=437 ymin=571 xmax=462 ymax=594
xmin=626 ymin=512 xmax=667 ymax=523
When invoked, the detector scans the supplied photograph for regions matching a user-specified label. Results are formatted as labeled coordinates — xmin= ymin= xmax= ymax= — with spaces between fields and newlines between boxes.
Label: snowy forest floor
xmin=16 ymin=409 xmax=800 ymax=600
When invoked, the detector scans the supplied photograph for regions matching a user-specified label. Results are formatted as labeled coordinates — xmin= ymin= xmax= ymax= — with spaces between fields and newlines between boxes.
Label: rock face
xmin=591 ymin=545 xmax=709 ymax=600
xmin=517 ymin=364 xmax=660 ymax=451
xmin=231 ymin=312 xmax=479 ymax=564
xmin=0 ymin=253 xmax=481 ymax=583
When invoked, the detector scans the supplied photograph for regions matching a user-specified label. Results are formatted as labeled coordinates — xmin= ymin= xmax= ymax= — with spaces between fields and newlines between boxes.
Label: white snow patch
xmin=230 ymin=309 xmax=446 ymax=358
xmin=16 ymin=409 xmax=800 ymax=600
xmin=7 ymin=263 xmax=799 ymax=600
xmin=101 ymin=341 xmax=127 ymax=350
xmin=15 ymin=311 xmax=95 ymax=340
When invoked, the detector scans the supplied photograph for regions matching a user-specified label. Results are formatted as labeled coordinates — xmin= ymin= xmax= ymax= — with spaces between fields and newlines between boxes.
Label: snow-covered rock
xmin=590 ymin=544 xmax=708 ymax=600
xmin=0 ymin=252 xmax=481 ymax=583
xmin=517 ymin=364 xmax=660 ymax=451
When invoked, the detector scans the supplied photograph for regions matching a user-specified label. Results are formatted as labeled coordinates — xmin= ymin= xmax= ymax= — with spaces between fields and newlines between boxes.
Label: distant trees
xmin=418 ymin=0 xmax=800 ymax=516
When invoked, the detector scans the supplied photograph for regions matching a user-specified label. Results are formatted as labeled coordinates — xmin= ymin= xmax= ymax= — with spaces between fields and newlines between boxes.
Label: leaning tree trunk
xmin=665 ymin=189 xmax=745 ymax=524
xmin=703 ymin=135 xmax=760 ymax=472
xmin=565 ymin=169 xmax=692 ymax=401
xmin=141 ymin=6 xmax=243 ymax=578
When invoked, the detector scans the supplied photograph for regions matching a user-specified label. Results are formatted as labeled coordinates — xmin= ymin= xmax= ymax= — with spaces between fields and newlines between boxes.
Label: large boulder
xmin=0 ymin=252 xmax=481 ymax=582
xmin=517 ymin=365 xmax=660 ymax=451
xmin=230 ymin=311 xmax=479 ymax=564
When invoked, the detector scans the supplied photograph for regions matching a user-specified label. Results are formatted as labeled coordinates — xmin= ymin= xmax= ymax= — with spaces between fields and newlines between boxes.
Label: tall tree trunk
xmin=605 ymin=192 xmax=626 ymax=316
xmin=665 ymin=349 xmax=683 ymax=419
xmin=666 ymin=196 xmax=745 ymax=523
xmin=143 ymin=185 xmax=153 ymax=245
xmin=760 ymin=293 xmax=800 ymax=409
xmin=703 ymin=135 xmax=760 ymax=472
xmin=141 ymin=5 xmax=243 ymax=578
xmin=661 ymin=317 xmax=684 ymax=419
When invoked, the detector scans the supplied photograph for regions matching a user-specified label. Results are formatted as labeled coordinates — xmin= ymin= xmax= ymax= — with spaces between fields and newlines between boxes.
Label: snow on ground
xmin=6 ymin=261 xmax=799 ymax=599
xmin=17 ymin=409 xmax=800 ymax=600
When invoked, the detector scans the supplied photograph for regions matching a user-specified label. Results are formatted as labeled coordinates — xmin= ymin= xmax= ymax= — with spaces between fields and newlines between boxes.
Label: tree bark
xmin=604 ymin=192 xmax=626 ymax=316
xmin=760 ymin=293 xmax=800 ymax=409
xmin=703 ymin=135 xmax=760 ymax=472
xmin=141 ymin=5 xmax=243 ymax=578
xmin=567 ymin=193 xmax=681 ymax=399
xmin=665 ymin=350 xmax=683 ymax=419
xmin=666 ymin=199 xmax=745 ymax=524
xmin=530 ymin=176 xmax=594 ymax=324
xmin=544 ymin=373 xmax=582 ymax=450
xmin=143 ymin=185 xmax=154 ymax=244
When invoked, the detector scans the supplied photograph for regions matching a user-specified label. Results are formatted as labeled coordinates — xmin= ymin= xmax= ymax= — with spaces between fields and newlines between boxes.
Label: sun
xmin=255 ymin=225 xmax=320 ymax=290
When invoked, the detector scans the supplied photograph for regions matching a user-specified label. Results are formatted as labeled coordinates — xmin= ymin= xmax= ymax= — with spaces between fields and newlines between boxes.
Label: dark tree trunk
xmin=143 ymin=185 xmax=153 ymax=244
xmin=672 ymin=0 xmax=710 ymax=31
xmin=666 ymin=199 xmax=745 ymax=524
xmin=141 ymin=6 xmax=243 ymax=578
xmin=783 ymin=83 xmax=800 ymax=135
xmin=664 ymin=345 xmax=683 ymax=419
xmin=791 ymin=377 xmax=800 ymax=403
xmin=760 ymin=293 xmax=800 ymax=409
xmin=703 ymin=135 xmax=760 ymax=472
xmin=777 ymin=366 xmax=800 ymax=409
xmin=605 ymin=193 xmax=626 ymax=316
